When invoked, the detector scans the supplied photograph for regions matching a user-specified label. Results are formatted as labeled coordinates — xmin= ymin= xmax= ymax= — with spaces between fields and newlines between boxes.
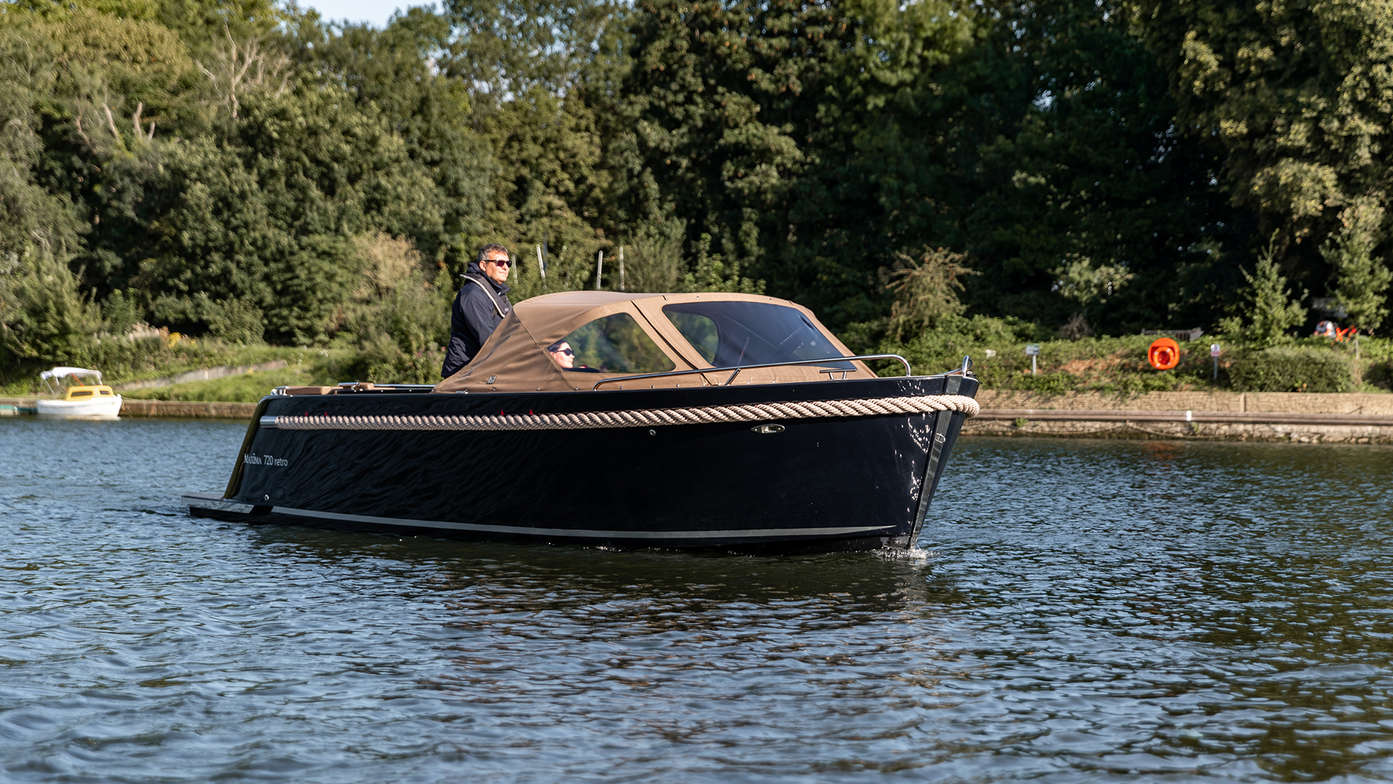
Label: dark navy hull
xmin=188 ymin=374 xmax=976 ymax=551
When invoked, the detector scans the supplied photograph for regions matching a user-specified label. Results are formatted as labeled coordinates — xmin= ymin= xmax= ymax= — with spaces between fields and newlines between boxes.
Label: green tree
xmin=0 ymin=247 xmax=101 ymax=369
xmin=0 ymin=26 xmax=84 ymax=262
xmin=608 ymin=0 xmax=835 ymax=270
xmin=910 ymin=0 xmax=1236 ymax=333
xmin=616 ymin=215 xmax=686 ymax=293
xmin=1131 ymin=0 xmax=1393 ymax=292
xmin=885 ymin=248 xmax=974 ymax=341
xmin=440 ymin=0 xmax=617 ymax=108
xmin=1231 ymin=238 xmax=1306 ymax=346
xmin=1325 ymin=196 xmax=1391 ymax=334
xmin=116 ymin=83 xmax=442 ymax=343
xmin=776 ymin=0 xmax=973 ymax=327
xmin=1052 ymin=255 xmax=1135 ymax=337
xmin=8 ymin=4 xmax=212 ymax=300
xmin=290 ymin=9 xmax=494 ymax=261
xmin=20 ymin=4 xmax=206 ymax=148
xmin=155 ymin=0 xmax=287 ymax=55
xmin=340 ymin=233 xmax=450 ymax=383
xmin=604 ymin=0 xmax=973 ymax=323
xmin=124 ymin=136 xmax=276 ymax=331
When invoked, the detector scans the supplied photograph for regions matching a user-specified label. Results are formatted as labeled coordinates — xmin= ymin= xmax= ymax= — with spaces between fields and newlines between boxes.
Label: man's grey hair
xmin=477 ymin=243 xmax=511 ymax=264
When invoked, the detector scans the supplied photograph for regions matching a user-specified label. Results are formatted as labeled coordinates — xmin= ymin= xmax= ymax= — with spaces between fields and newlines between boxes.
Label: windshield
xmin=662 ymin=302 xmax=853 ymax=369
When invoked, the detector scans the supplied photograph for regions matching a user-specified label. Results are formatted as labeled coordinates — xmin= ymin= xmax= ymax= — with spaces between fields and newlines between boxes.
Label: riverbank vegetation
xmin=3 ymin=0 xmax=1392 ymax=397
xmin=894 ymin=326 xmax=1385 ymax=396
xmin=4 ymin=325 xmax=1382 ymax=402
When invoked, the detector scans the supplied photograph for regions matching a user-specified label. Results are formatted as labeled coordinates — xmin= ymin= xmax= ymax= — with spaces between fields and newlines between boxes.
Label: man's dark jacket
xmin=441 ymin=262 xmax=512 ymax=378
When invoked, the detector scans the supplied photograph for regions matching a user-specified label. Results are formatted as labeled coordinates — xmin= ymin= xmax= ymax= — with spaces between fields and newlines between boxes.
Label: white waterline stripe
xmin=265 ymin=505 xmax=895 ymax=540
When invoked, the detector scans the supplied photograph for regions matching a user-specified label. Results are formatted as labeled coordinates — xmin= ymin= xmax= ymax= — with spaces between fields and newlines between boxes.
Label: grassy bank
xmin=0 ymin=334 xmax=355 ymax=401
xmin=888 ymin=327 xmax=1393 ymax=397
xmin=120 ymin=364 xmax=344 ymax=402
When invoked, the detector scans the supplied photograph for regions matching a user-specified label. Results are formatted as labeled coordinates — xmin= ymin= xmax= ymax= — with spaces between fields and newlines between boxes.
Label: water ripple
xmin=3 ymin=422 xmax=1393 ymax=781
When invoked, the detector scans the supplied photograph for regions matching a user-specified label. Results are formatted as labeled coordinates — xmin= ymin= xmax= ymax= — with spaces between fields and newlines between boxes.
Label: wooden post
xmin=536 ymin=244 xmax=546 ymax=280
xmin=595 ymin=250 xmax=604 ymax=289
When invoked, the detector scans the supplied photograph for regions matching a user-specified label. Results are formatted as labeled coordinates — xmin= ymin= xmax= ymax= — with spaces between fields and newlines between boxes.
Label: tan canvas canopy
xmin=434 ymin=291 xmax=876 ymax=393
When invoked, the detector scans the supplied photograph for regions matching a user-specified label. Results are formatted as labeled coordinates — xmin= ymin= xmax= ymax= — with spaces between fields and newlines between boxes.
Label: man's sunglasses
xmin=485 ymin=257 xmax=511 ymax=266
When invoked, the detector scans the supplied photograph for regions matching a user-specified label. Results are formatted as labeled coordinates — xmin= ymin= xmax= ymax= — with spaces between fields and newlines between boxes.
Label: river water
xmin=2 ymin=418 xmax=1392 ymax=782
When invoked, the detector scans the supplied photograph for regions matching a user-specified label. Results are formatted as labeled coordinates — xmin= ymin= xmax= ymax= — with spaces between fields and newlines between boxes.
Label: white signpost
xmin=1210 ymin=343 xmax=1221 ymax=380
xmin=1025 ymin=344 xmax=1040 ymax=376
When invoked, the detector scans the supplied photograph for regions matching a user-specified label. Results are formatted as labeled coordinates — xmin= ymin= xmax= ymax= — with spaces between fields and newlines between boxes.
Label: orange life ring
xmin=1148 ymin=338 xmax=1180 ymax=370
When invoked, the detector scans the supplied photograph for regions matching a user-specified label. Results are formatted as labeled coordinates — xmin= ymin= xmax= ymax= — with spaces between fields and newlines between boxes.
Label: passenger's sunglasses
xmin=554 ymin=348 xmax=575 ymax=356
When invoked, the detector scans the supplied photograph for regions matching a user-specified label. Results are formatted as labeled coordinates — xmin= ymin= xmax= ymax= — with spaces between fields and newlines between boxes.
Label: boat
xmin=35 ymin=367 xmax=123 ymax=420
xmin=185 ymin=291 xmax=979 ymax=551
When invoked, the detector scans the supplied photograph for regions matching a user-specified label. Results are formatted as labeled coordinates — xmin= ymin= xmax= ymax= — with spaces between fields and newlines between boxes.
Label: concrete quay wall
xmin=968 ymin=390 xmax=1393 ymax=444
xmin=977 ymin=390 xmax=1393 ymax=415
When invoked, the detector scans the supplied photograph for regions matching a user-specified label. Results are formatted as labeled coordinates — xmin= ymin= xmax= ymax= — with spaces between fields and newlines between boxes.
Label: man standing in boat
xmin=442 ymin=243 xmax=514 ymax=377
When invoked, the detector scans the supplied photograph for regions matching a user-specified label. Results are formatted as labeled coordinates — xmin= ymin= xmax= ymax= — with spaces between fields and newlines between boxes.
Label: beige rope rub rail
xmin=270 ymin=393 xmax=981 ymax=433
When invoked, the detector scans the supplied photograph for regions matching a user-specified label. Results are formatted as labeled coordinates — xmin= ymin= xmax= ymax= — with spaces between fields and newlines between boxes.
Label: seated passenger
xmin=548 ymin=340 xmax=576 ymax=369
xmin=548 ymin=340 xmax=599 ymax=372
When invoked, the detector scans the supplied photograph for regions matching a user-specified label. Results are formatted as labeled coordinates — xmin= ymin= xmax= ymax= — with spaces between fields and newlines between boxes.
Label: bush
xmin=1365 ymin=360 xmax=1393 ymax=390
xmin=101 ymin=290 xmax=141 ymax=337
xmin=1009 ymin=370 xmax=1082 ymax=396
xmin=0 ymin=247 xmax=100 ymax=370
xmin=336 ymin=234 xmax=450 ymax=384
xmin=199 ymin=294 xmax=265 ymax=344
xmin=344 ymin=331 xmax=444 ymax=384
xmin=1226 ymin=346 xmax=1355 ymax=392
xmin=896 ymin=330 xmax=1205 ymax=394
xmin=877 ymin=314 xmax=1043 ymax=376
xmin=885 ymin=247 xmax=973 ymax=341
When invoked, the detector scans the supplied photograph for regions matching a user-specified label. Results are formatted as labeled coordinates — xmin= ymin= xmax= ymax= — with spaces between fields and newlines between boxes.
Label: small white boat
xmin=36 ymin=367 xmax=123 ymax=420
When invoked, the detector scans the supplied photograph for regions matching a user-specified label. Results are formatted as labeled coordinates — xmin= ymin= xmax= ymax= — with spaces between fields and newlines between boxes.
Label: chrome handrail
xmin=269 ymin=383 xmax=437 ymax=396
xmin=591 ymin=354 xmax=913 ymax=390
xmin=338 ymin=382 xmax=436 ymax=391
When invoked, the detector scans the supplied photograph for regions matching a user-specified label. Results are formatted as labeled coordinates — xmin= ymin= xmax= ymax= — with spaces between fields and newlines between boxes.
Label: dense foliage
xmin=1226 ymin=345 xmax=1357 ymax=393
xmin=3 ymin=0 xmax=1392 ymax=384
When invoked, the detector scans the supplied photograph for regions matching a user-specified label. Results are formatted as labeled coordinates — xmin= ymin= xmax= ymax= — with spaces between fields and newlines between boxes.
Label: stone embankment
xmin=969 ymin=390 xmax=1393 ymax=443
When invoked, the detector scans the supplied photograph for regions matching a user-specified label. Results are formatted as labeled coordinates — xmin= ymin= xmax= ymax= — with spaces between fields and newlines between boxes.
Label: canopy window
xmin=662 ymin=301 xmax=856 ymax=371
xmin=558 ymin=313 xmax=675 ymax=374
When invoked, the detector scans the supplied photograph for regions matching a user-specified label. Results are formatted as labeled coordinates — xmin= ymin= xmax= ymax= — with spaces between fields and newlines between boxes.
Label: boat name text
xmin=243 ymin=453 xmax=289 ymax=468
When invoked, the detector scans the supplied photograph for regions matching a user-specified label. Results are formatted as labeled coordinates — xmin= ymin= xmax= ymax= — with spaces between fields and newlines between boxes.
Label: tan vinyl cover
xmin=434 ymin=291 xmax=874 ymax=393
